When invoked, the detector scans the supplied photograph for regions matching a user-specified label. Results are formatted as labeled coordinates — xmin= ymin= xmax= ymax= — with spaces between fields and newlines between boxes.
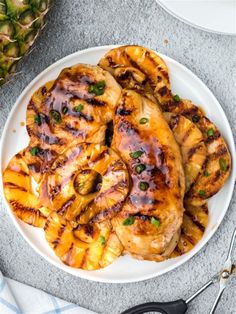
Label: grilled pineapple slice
xmin=111 ymin=90 xmax=185 ymax=261
xmin=44 ymin=212 xmax=123 ymax=270
xmin=171 ymin=203 xmax=208 ymax=257
xmin=98 ymin=45 xmax=172 ymax=105
xmin=3 ymin=150 xmax=50 ymax=227
xmin=164 ymin=113 xmax=207 ymax=192
xmin=164 ymin=99 xmax=231 ymax=205
xmin=39 ymin=143 xmax=129 ymax=224
xmin=25 ymin=64 xmax=122 ymax=182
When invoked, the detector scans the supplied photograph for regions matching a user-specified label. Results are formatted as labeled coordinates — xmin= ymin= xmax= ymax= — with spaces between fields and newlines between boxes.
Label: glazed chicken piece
xmin=44 ymin=212 xmax=123 ymax=270
xmin=111 ymin=90 xmax=185 ymax=261
xmin=25 ymin=64 xmax=122 ymax=182
xmin=2 ymin=150 xmax=50 ymax=227
xmin=39 ymin=143 xmax=129 ymax=224
xmin=164 ymin=113 xmax=207 ymax=192
xmin=98 ymin=45 xmax=172 ymax=106
xmin=164 ymin=99 xmax=231 ymax=206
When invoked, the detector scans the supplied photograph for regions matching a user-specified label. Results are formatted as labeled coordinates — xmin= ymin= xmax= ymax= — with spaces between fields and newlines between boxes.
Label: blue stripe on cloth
xmin=50 ymin=296 xmax=61 ymax=314
xmin=43 ymin=304 xmax=79 ymax=314
xmin=0 ymin=296 xmax=21 ymax=314
xmin=0 ymin=279 xmax=6 ymax=293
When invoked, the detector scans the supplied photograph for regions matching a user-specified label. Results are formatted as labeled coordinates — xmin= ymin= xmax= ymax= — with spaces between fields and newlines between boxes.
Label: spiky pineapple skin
xmin=0 ymin=0 xmax=50 ymax=85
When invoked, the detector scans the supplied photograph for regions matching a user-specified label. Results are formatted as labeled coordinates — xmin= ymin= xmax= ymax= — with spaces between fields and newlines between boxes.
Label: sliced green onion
xmin=30 ymin=146 xmax=40 ymax=156
xmin=34 ymin=114 xmax=41 ymax=125
xmin=173 ymin=94 xmax=180 ymax=102
xmin=198 ymin=189 xmax=206 ymax=196
xmin=207 ymin=128 xmax=214 ymax=137
xmin=219 ymin=158 xmax=227 ymax=172
xmin=50 ymin=110 xmax=61 ymax=124
xmin=73 ymin=104 xmax=84 ymax=112
xmin=129 ymin=150 xmax=143 ymax=159
xmin=135 ymin=164 xmax=146 ymax=174
xmin=151 ymin=217 xmax=161 ymax=228
xmin=99 ymin=235 xmax=106 ymax=245
xmin=122 ymin=216 xmax=135 ymax=226
xmin=88 ymin=81 xmax=106 ymax=96
xmin=139 ymin=181 xmax=149 ymax=191
xmin=139 ymin=118 xmax=149 ymax=125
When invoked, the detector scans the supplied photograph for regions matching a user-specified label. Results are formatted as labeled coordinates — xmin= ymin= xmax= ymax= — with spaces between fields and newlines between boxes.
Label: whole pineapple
xmin=0 ymin=0 xmax=51 ymax=85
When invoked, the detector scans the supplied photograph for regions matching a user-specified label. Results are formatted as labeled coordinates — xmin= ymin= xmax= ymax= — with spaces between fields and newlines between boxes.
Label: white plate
xmin=157 ymin=0 xmax=236 ymax=35
xmin=0 ymin=45 xmax=235 ymax=283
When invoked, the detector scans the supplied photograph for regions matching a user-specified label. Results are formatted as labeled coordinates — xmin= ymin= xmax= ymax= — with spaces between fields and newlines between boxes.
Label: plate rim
xmin=156 ymin=0 xmax=236 ymax=36
xmin=0 ymin=44 xmax=235 ymax=283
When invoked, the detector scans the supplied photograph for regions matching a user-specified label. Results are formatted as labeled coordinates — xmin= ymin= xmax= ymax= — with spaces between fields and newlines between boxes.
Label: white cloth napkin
xmin=0 ymin=271 xmax=96 ymax=314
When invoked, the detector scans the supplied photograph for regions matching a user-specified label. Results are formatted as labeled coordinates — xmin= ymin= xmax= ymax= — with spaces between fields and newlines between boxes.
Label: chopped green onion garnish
xmin=30 ymin=146 xmax=40 ymax=156
xmin=73 ymin=104 xmax=84 ymax=112
xmin=139 ymin=181 xmax=149 ymax=191
xmin=62 ymin=106 xmax=68 ymax=114
xmin=207 ymin=128 xmax=214 ymax=137
xmin=151 ymin=217 xmax=161 ymax=228
xmin=34 ymin=114 xmax=41 ymax=125
xmin=192 ymin=115 xmax=200 ymax=123
xmin=219 ymin=158 xmax=227 ymax=172
xmin=203 ymin=170 xmax=209 ymax=177
xmin=198 ymin=189 xmax=206 ymax=196
xmin=50 ymin=110 xmax=61 ymax=124
xmin=135 ymin=164 xmax=146 ymax=174
xmin=130 ymin=150 xmax=144 ymax=159
xmin=122 ymin=216 xmax=135 ymax=226
xmin=88 ymin=81 xmax=106 ymax=96
xmin=99 ymin=235 xmax=106 ymax=245
xmin=139 ymin=118 xmax=149 ymax=125
xmin=173 ymin=94 xmax=180 ymax=102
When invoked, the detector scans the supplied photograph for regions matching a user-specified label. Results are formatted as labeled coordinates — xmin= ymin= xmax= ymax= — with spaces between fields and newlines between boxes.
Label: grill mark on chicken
xmin=64 ymin=124 xmax=86 ymax=137
xmin=35 ymin=131 xmax=62 ymax=145
xmin=117 ymin=119 xmax=139 ymax=135
xmin=130 ymin=195 xmax=159 ymax=206
xmin=28 ymin=162 xmax=41 ymax=173
xmin=210 ymin=146 xmax=228 ymax=159
xmin=105 ymin=121 xmax=113 ymax=147
xmin=71 ymin=111 xmax=94 ymax=122
xmin=116 ymin=108 xmax=132 ymax=116
xmin=204 ymin=132 xmax=221 ymax=144
xmin=58 ymin=195 xmax=76 ymax=215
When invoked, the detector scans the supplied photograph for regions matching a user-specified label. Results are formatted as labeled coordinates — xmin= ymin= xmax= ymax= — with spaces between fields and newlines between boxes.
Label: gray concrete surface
xmin=0 ymin=1 xmax=236 ymax=313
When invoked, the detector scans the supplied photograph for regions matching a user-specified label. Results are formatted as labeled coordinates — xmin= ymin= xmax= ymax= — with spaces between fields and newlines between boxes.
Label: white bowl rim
xmin=0 ymin=45 xmax=235 ymax=283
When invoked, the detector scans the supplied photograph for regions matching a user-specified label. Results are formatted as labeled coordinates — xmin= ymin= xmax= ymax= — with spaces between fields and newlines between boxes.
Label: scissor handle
xmin=121 ymin=299 xmax=188 ymax=314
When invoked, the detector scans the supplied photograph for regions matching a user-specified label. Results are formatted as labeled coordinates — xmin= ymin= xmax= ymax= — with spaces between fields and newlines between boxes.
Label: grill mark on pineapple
xmin=95 ymin=180 xmax=127 ymax=200
xmin=174 ymin=245 xmax=184 ymax=255
xmin=91 ymin=201 xmax=124 ymax=222
xmin=187 ymin=143 xmax=204 ymax=160
xmin=65 ymin=243 xmax=74 ymax=266
xmin=184 ymin=211 xmax=205 ymax=232
xmin=81 ymin=249 xmax=89 ymax=269
xmin=90 ymin=149 xmax=109 ymax=164
xmin=4 ymin=182 xmax=27 ymax=192
xmin=182 ymin=124 xmax=195 ymax=143
xmin=58 ymin=195 xmax=76 ymax=215
xmin=52 ymin=224 xmax=66 ymax=249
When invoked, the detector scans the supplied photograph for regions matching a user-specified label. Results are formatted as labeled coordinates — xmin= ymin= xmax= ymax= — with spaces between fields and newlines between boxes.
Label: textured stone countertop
xmin=0 ymin=1 xmax=235 ymax=313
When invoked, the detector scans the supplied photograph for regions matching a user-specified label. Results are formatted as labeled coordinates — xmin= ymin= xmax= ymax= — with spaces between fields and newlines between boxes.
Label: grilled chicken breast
xmin=39 ymin=143 xmax=129 ymax=224
xmin=164 ymin=113 xmax=207 ymax=192
xmin=25 ymin=64 xmax=122 ymax=182
xmin=44 ymin=212 xmax=123 ymax=270
xmin=3 ymin=150 xmax=50 ymax=227
xmin=111 ymin=90 xmax=185 ymax=261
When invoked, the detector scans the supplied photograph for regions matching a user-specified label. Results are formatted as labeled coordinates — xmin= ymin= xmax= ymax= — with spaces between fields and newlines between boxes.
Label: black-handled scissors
xmin=122 ymin=228 xmax=236 ymax=314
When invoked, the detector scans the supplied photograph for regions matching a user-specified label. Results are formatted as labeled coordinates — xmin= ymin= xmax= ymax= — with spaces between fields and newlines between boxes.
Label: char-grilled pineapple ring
xmin=3 ymin=150 xmax=50 ymax=228
xmin=39 ymin=143 xmax=129 ymax=224
xmin=44 ymin=212 xmax=123 ymax=270
xmin=164 ymin=113 xmax=207 ymax=192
